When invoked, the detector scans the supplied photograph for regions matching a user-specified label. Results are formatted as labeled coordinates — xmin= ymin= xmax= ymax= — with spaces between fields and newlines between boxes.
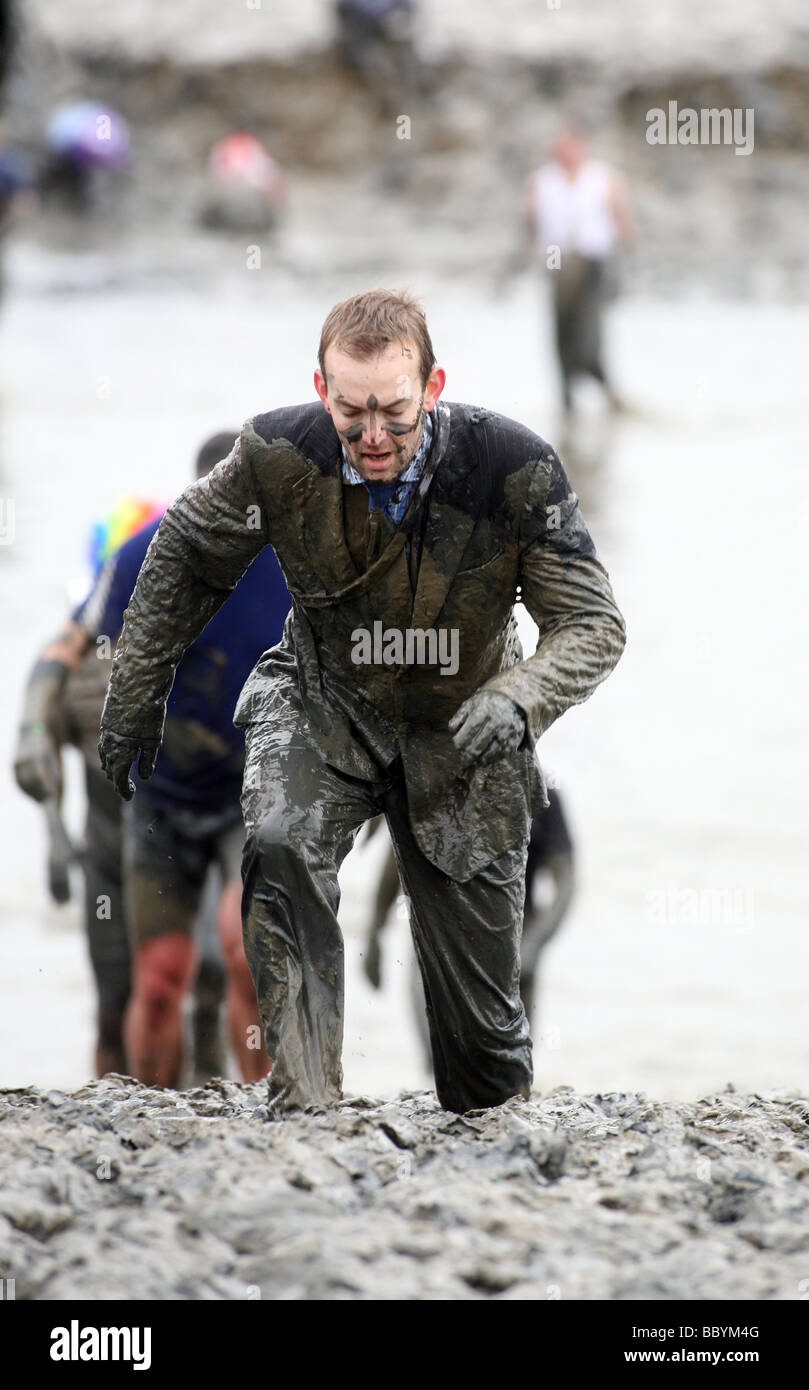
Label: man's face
xmin=314 ymin=339 xmax=445 ymax=485
xmin=554 ymin=130 xmax=586 ymax=174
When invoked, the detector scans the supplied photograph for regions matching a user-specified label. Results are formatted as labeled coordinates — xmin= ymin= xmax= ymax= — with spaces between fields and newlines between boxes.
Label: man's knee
xmin=248 ymin=809 xmax=299 ymax=870
xmin=243 ymin=807 xmax=319 ymax=907
xmin=133 ymin=933 xmax=194 ymax=1023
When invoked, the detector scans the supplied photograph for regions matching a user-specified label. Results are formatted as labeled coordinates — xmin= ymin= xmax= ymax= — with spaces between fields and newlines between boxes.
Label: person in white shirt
xmin=520 ymin=129 xmax=633 ymax=413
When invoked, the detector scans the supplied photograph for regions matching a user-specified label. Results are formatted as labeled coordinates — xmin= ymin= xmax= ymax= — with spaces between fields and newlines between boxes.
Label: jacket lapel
xmin=411 ymin=404 xmax=480 ymax=631
xmin=246 ymin=400 xmax=480 ymax=624
xmin=243 ymin=410 xmax=360 ymax=598
xmin=292 ymin=468 xmax=360 ymax=595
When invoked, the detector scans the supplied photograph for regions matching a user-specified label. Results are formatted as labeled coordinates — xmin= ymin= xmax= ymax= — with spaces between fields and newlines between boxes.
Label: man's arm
xmin=99 ymin=431 xmax=269 ymax=796
xmin=481 ymin=447 xmax=626 ymax=744
xmin=14 ymin=509 xmax=147 ymax=801
xmin=13 ymin=621 xmax=90 ymax=802
xmin=608 ymin=170 xmax=633 ymax=248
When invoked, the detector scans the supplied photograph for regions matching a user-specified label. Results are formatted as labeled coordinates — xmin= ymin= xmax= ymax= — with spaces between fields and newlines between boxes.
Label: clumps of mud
xmin=1 ymin=1077 xmax=808 ymax=1300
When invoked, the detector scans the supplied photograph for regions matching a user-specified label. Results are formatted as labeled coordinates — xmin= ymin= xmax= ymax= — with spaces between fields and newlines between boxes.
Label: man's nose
xmin=362 ymin=416 xmax=387 ymax=445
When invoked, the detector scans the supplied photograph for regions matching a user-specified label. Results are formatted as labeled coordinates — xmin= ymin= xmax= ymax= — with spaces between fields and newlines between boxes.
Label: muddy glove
xmin=98 ymin=730 xmax=159 ymax=801
xmin=13 ymin=657 xmax=71 ymax=802
xmin=13 ymin=720 xmax=62 ymax=802
xmin=449 ymin=690 xmax=526 ymax=768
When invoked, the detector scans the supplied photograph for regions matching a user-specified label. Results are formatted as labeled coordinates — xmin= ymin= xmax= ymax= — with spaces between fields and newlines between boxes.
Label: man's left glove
xmin=98 ymin=730 xmax=160 ymax=801
xmin=448 ymin=691 xmax=526 ymax=768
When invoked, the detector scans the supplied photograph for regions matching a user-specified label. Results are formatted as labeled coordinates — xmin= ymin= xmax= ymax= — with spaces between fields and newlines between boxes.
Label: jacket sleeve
xmin=100 ymin=428 xmax=270 ymax=742
xmin=483 ymin=446 xmax=626 ymax=743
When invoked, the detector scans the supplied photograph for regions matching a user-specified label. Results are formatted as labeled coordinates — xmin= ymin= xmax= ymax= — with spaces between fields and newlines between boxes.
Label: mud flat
xmin=1 ymin=1075 xmax=808 ymax=1300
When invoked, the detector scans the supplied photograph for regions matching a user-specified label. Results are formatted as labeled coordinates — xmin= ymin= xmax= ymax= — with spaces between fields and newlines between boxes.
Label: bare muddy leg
xmin=125 ymin=931 xmax=196 ymax=1087
xmin=217 ymin=877 xmax=270 ymax=1081
xmin=122 ymin=799 xmax=205 ymax=1085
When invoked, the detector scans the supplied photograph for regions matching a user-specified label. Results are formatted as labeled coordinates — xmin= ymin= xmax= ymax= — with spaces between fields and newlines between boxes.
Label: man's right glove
xmin=98 ymin=730 xmax=160 ymax=801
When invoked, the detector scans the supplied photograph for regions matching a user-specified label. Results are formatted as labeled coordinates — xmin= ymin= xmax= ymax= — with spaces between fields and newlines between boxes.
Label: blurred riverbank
xmin=2 ymin=0 xmax=809 ymax=297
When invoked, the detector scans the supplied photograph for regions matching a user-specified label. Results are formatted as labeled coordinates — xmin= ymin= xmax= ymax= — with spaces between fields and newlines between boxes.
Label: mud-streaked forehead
xmin=323 ymin=340 xmax=422 ymax=406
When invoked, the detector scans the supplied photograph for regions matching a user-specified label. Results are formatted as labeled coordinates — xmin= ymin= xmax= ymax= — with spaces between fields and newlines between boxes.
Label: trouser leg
xmin=554 ymin=300 xmax=574 ymax=412
xmin=240 ymin=720 xmax=383 ymax=1110
xmin=383 ymin=788 xmax=533 ymax=1114
xmin=82 ymin=768 xmax=130 ymax=1074
xmin=573 ymin=258 xmax=610 ymax=391
xmin=84 ymin=849 xmax=130 ymax=1071
xmin=553 ymin=260 xmax=584 ymax=410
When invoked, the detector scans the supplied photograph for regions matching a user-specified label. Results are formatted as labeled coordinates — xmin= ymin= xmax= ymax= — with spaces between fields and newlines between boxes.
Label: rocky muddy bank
xmin=1 ymin=1076 xmax=808 ymax=1300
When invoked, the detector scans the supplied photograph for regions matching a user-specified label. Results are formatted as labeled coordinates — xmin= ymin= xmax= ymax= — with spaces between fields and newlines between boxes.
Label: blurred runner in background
xmin=507 ymin=128 xmax=633 ymax=414
xmin=335 ymin=0 xmax=426 ymax=115
xmin=19 ymin=638 xmax=238 ymax=1083
xmin=13 ymin=433 xmax=291 ymax=1086
xmin=42 ymin=101 xmax=130 ymax=212
xmin=14 ymin=497 xmax=166 ymax=1078
xmin=200 ymin=132 xmax=286 ymax=235
xmin=363 ymin=789 xmax=575 ymax=1061
xmin=517 ymin=789 xmax=575 ymax=1022
xmin=0 ymin=0 xmax=16 ymax=91
xmin=0 ymin=118 xmax=35 ymax=300
xmin=0 ymin=120 xmax=33 ymax=225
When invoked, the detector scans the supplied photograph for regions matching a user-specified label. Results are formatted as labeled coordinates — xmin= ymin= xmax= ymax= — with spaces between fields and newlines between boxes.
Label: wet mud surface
xmin=1 ymin=1076 xmax=808 ymax=1300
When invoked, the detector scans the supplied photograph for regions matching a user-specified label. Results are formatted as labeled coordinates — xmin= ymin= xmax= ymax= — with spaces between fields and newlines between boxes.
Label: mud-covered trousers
xmin=82 ymin=764 xmax=130 ymax=1050
xmin=240 ymin=718 xmax=533 ymax=1115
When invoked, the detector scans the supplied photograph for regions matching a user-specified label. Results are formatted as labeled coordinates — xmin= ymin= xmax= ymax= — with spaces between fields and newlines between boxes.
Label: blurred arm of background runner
xmin=12 ymin=620 xmax=89 ymax=903
xmin=607 ymin=169 xmax=633 ymax=249
xmin=13 ymin=508 xmax=158 ymax=803
xmin=12 ymin=523 xmax=146 ymax=895
xmin=12 ymin=621 xmax=90 ymax=803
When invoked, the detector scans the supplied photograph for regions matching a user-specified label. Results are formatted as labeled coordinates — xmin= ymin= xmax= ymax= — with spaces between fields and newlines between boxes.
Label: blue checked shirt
xmin=340 ymin=409 xmax=433 ymax=527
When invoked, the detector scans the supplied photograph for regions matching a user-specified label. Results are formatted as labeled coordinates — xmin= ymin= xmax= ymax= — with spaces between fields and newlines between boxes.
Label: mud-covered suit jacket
xmin=100 ymin=399 xmax=626 ymax=880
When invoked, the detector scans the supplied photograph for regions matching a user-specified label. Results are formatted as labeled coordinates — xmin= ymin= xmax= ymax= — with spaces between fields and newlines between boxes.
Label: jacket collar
xmin=244 ymin=400 xmax=483 ymax=628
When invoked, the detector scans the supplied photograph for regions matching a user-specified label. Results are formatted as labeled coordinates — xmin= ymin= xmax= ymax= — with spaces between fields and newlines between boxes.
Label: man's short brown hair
xmin=318 ymin=288 xmax=436 ymax=386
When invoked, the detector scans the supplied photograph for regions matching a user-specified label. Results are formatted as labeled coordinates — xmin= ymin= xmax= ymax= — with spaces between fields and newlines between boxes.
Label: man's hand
xmin=98 ymin=730 xmax=159 ymax=801
xmin=449 ymin=691 xmax=526 ymax=768
xmin=13 ymin=722 xmax=62 ymax=803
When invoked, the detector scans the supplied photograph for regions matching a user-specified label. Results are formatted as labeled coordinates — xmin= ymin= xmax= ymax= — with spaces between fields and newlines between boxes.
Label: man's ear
xmin=423 ymin=366 xmax=446 ymax=411
xmin=314 ymin=369 xmax=331 ymax=411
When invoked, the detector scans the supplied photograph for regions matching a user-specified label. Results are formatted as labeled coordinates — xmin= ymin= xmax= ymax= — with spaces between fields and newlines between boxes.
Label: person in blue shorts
xmin=14 ymin=432 xmax=292 ymax=1086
